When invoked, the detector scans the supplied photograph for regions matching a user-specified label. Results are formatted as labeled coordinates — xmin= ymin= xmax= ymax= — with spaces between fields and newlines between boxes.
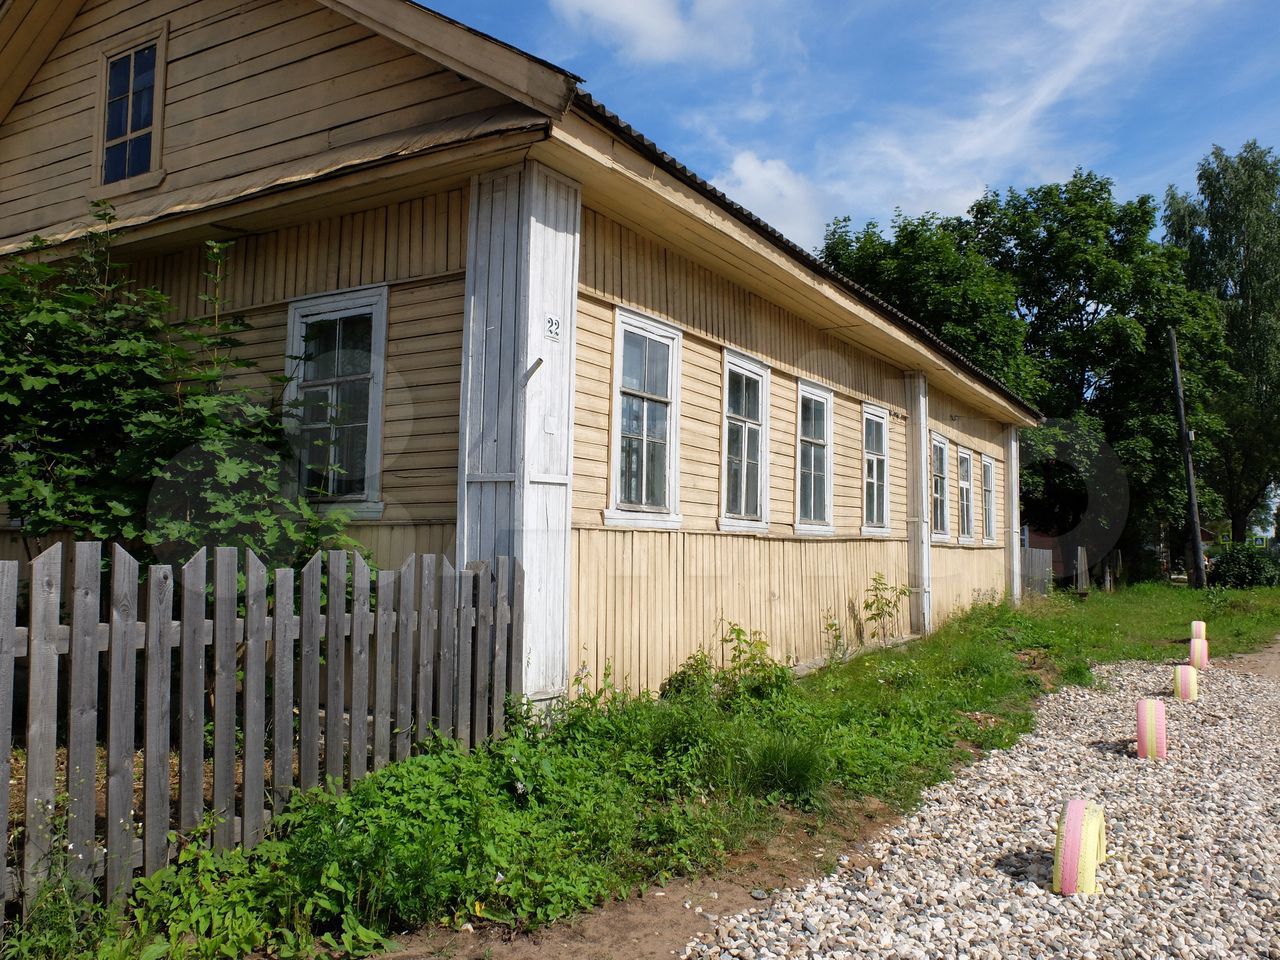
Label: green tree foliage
xmin=0 ymin=207 xmax=355 ymax=566
xmin=1164 ymin=140 xmax=1280 ymax=541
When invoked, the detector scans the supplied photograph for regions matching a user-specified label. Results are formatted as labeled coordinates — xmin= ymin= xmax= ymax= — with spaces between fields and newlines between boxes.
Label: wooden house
xmin=0 ymin=0 xmax=1040 ymax=699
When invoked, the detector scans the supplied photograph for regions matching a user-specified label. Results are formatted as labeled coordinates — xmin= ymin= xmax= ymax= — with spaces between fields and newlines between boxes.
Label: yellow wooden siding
xmin=928 ymin=388 xmax=1007 ymax=548
xmin=930 ymin=544 xmax=1005 ymax=623
xmin=0 ymin=0 xmax=504 ymax=241
xmin=570 ymin=528 xmax=910 ymax=694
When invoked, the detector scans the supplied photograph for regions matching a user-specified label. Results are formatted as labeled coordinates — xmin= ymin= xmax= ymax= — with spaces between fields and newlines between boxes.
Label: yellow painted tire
xmin=1137 ymin=698 xmax=1168 ymax=759
xmin=1053 ymin=799 xmax=1107 ymax=895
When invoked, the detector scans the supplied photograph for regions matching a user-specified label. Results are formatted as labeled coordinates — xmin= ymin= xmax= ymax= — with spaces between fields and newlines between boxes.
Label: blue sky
xmin=428 ymin=1 xmax=1280 ymax=252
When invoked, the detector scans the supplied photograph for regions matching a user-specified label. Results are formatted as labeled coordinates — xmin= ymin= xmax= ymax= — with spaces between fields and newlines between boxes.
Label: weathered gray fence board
xmin=67 ymin=541 xmax=101 ymax=884
xmin=212 ymin=548 xmax=238 ymax=850
xmin=349 ymin=554 xmax=372 ymax=785
xmin=510 ymin=562 xmax=525 ymax=701
xmin=472 ymin=563 xmax=493 ymax=742
xmin=372 ymin=570 xmax=395 ymax=771
xmin=243 ymin=553 xmax=268 ymax=849
xmin=395 ymin=554 xmax=416 ymax=761
xmin=438 ymin=557 xmax=457 ymax=739
xmin=299 ymin=553 xmax=322 ymax=791
xmin=272 ymin=567 xmax=295 ymax=807
xmin=0 ymin=561 xmax=18 ymax=903
xmin=106 ymin=545 xmax=139 ymax=900
xmin=493 ymin=556 xmax=511 ymax=737
xmin=179 ymin=549 xmax=207 ymax=832
xmin=324 ymin=550 xmax=348 ymax=786
xmin=143 ymin=566 xmax=173 ymax=876
xmin=24 ymin=543 xmax=62 ymax=908
xmin=456 ymin=568 xmax=476 ymax=748
xmin=416 ymin=553 xmax=438 ymax=743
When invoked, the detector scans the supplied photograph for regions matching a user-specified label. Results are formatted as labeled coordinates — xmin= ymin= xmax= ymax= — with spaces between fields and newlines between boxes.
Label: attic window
xmin=96 ymin=26 xmax=167 ymax=192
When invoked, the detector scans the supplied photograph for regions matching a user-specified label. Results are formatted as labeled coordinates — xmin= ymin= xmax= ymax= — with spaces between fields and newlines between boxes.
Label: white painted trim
xmin=1005 ymin=426 xmax=1022 ymax=603
xmin=720 ymin=349 xmax=771 ymax=529
xmin=906 ymin=372 xmax=931 ymax=634
xmin=957 ymin=446 xmax=974 ymax=543
xmin=981 ymin=454 xmax=997 ymax=544
xmin=861 ymin=401 xmax=891 ymax=534
xmin=608 ymin=307 xmax=682 ymax=527
xmin=794 ymin=380 xmax=834 ymax=534
xmin=283 ymin=284 xmax=388 ymax=510
xmin=930 ymin=431 xmax=950 ymax=542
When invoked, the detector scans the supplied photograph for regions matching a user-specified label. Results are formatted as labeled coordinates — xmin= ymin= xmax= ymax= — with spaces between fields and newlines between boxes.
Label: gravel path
xmin=684 ymin=661 xmax=1280 ymax=960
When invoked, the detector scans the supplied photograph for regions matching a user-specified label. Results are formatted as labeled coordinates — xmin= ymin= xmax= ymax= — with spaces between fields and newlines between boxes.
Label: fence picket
xmin=372 ymin=570 xmax=396 ymax=770
xmin=416 ymin=554 xmax=438 ymax=744
xmin=324 ymin=551 xmax=348 ymax=787
xmin=272 ymin=567 xmax=295 ymax=807
xmin=106 ymin=544 xmax=140 ymax=901
xmin=437 ymin=557 xmax=457 ymax=738
xmin=299 ymin=553 xmax=322 ymax=791
xmin=510 ymin=562 xmax=525 ymax=701
xmin=23 ymin=543 xmax=61 ymax=909
xmin=395 ymin=554 xmax=416 ymax=761
xmin=349 ymin=554 xmax=372 ymax=784
xmin=143 ymin=565 xmax=173 ymax=875
xmin=472 ymin=563 xmax=493 ymax=742
xmin=212 ymin=548 xmax=238 ymax=850
xmin=0 ymin=561 xmax=18 ymax=903
xmin=243 ymin=552 xmax=268 ymax=849
xmin=179 ymin=549 xmax=207 ymax=832
xmin=456 ymin=567 xmax=475 ymax=749
xmin=67 ymin=541 xmax=101 ymax=884
xmin=493 ymin=557 xmax=511 ymax=737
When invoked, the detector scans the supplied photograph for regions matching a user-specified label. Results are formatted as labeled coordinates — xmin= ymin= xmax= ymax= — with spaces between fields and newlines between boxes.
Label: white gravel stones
xmin=684 ymin=662 xmax=1280 ymax=960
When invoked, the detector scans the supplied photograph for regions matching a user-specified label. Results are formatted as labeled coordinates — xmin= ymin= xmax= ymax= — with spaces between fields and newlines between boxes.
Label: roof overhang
xmin=0 ymin=0 xmax=87 ymax=123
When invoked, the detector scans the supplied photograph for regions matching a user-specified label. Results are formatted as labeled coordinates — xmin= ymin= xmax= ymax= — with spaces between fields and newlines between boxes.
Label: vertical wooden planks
xmin=437 ymin=557 xmax=457 ymax=738
xmin=416 ymin=554 xmax=438 ymax=744
xmin=242 ymin=552 xmax=267 ymax=849
xmin=272 ymin=566 xmax=295 ymax=807
xmin=212 ymin=548 xmax=238 ymax=850
xmin=24 ymin=543 xmax=60 ymax=908
xmin=510 ymin=561 xmax=525 ymax=702
xmin=348 ymin=553 xmax=372 ymax=785
xmin=324 ymin=551 xmax=348 ymax=787
xmin=66 ymin=540 xmax=101 ymax=884
xmin=394 ymin=554 xmax=416 ymax=761
xmin=106 ymin=544 xmax=139 ymax=901
xmin=372 ymin=570 xmax=396 ymax=770
xmin=0 ymin=561 xmax=17 ymax=904
xmin=455 ymin=567 xmax=475 ymax=748
xmin=179 ymin=548 xmax=207 ymax=832
xmin=299 ymin=552 xmax=322 ymax=791
xmin=492 ymin=557 xmax=510 ymax=737
xmin=471 ymin=563 xmax=492 ymax=742
xmin=143 ymin=565 xmax=173 ymax=876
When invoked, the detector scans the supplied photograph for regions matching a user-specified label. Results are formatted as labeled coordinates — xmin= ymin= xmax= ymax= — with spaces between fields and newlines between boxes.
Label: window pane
xmin=339 ymin=315 xmax=373 ymax=376
xmin=743 ymin=374 xmax=760 ymax=422
xmin=812 ymin=472 xmax=826 ymax=522
xmin=620 ymin=436 xmax=642 ymax=504
xmin=621 ymin=394 xmax=644 ymax=437
xmin=132 ymin=45 xmax=156 ymax=92
xmin=812 ymin=442 xmax=825 ymax=478
xmin=107 ymin=55 xmax=131 ymax=99
xmin=331 ymin=425 xmax=367 ymax=497
xmin=303 ymin=319 xmax=338 ymax=381
xmin=960 ymin=456 xmax=971 ymax=484
xmin=622 ymin=331 xmax=646 ymax=391
xmin=802 ymin=395 xmax=825 ymax=441
xmin=727 ymin=420 xmax=743 ymax=462
xmin=745 ymin=424 xmax=760 ymax=465
xmin=727 ymin=457 xmax=742 ymax=516
xmin=106 ymin=96 xmax=128 ymax=140
xmin=103 ymin=141 xmax=128 ymax=184
xmin=126 ymin=131 xmax=151 ymax=178
xmin=800 ymin=472 xmax=813 ymax=521
xmin=728 ymin=370 xmax=744 ymax=417
xmin=300 ymin=388 xmax=329 ymax=426
xmin=301 ymin=426 xmax=330 ymax=494
xmin=744 ymin=461 xmax=759 ymax=518
xmin=645 ymin=400 xmax=668 ymax=442
xmin=335 ymin=380 xmax=369 ymax=426
xmin=130 ymin=83 xmax=153 ymax=132
xmin=644 ymin=440 xmax=667 ymax=508
xmin=645 ymin=339 xmax=669 ymax=397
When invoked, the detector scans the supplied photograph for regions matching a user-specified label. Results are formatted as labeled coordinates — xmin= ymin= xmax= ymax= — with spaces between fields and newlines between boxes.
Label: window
xmin=721 ymin=352 xmax=769 ymax=531
xmin=982 ymin=456 xmax=996 ymax=543
xmin=862 ymin=403 xmax=889 ymax=533
xmin=957 ymin=448 xmax=974 ymax=540
xmin=930 ymin=434 xmax=949 ymax=537
xmin=607 ymin=310 xmax=681 ymax=527
xmin=97 ymin=28 xmax=167 ymax=190
xmin=286 ymin=288 xmax=388 ymax=516
xmin=796 ymin=383 xmax=833 ymax=532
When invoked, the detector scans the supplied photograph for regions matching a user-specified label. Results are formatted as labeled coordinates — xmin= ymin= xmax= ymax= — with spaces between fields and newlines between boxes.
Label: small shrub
xmin=862 ymin=573 xmax=911 ymax=644
xmin=740 ymin=732 xmax=829 ymax=809
xmin=1207 ymin=542 xmax=1280 ymax=588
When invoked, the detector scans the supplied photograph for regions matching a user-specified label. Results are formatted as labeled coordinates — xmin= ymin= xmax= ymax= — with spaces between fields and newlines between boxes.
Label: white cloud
xmin=547 ymin=0 xmax=778 ymax=67
xmin=710 ymin=151 xmax=831 ymax=250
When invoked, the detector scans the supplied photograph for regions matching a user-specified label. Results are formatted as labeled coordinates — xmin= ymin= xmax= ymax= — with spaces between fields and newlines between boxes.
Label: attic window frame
xmin=92 ymin=22 xmax=168 ymax=198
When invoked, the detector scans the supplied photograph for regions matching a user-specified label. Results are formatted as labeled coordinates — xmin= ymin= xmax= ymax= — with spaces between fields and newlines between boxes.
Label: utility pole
xmin=1169 ymin=328 xmax=1207 ymax=589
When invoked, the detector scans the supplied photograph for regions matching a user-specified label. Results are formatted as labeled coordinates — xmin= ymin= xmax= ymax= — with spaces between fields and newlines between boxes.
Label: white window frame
xmin=719 ymin=350 xmax=771 ymax=533
xmin=284 ymin=285 xmax=388 ymax=520
xmin=794 ymin=381 xmax=834 ymax=535
xmin=930 ymin=432 xmax=950 ymax=540
xmin=605 ymin=308 xmax=683 ymax=529
xmin=957 ymin=447 xmax=975 ymax=543
xmin=981 ymin=454 xmax=997 ymax=544
xmin=861 ymin=402 xmax=891 ymax=537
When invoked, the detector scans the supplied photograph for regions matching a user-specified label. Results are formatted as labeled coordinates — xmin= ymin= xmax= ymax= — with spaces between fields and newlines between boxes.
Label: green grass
xmin=7 ymin=584 xmax=1278 ymax=959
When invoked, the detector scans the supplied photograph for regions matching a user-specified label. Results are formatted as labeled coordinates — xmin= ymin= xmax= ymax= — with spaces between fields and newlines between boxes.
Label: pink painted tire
xmin=1191 ymin=620 xmax=1206 ymax=641
xmin=1189 ymin=636 xmax=1210 ymax=669
xmin=1053 ymin=799 xmax=1107 ymax=895
xmin=1136 ymin=698 xmax=1167 ymax=759
xmin=1173 ymin=665 xmax=1198 ymax=701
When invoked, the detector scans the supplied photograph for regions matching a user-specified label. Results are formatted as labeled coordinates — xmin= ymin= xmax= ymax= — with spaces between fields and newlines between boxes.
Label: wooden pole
xmin=1169 ymin=328 xmax=1207 ymax=589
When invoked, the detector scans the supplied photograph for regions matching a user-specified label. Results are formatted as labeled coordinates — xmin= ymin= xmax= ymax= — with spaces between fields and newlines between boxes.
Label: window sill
xmin=317 ymin=500 xmax=385 ymax=521
xmin=718 ymin=516 xmax=769 ymax=534
xmin=795 ymin=522 xmax=836 ymax=537
xmin=931 ymin=532 xmax=951 ymax=543
xmin=604 ymin=508 xmax=683 ymax=530
xmin=958 ymin=536 xmax=975 ymax=545
xmin=89 ymin=169 xmax=166 ymax=201
xmin=861 ymin=525 xmax=893 ymax=538
xmin=982 ymin=538 xmax=998 ymax=546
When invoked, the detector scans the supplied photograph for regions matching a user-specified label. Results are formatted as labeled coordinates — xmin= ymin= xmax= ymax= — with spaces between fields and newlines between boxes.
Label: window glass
xmin=958 ymin=452 xmax=973 ymax=538
xmin=931 ymin=439 xmax=948 ymax=534
xmin=725 ymin=361 xmax=765 ymax=520
xmin=102 ymin=42 xmax=159 ymax=185
xmin=799 ymin=391 xmax=830 ymax=525
xmin=863 ymin=408 xmax=888 ymax=529
xmin=983 ymin=459 xmax=996 ymax=539
xmin=619 ymin=328 xmax=673 ymax=509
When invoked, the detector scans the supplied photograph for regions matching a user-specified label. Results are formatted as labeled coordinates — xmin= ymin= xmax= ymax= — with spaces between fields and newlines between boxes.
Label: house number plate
xmin=544 ymin=314 xmax=562 ymax=342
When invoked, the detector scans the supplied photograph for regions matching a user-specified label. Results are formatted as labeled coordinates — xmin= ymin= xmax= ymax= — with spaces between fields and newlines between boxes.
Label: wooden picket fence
xmin=0 ymin=541 xmax=523 ymax=909
xmin=1021 ymin=546 xmax=1054 ymax=597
